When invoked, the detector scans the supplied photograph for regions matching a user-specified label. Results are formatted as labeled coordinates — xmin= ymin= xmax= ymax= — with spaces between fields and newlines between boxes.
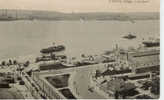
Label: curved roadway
xmin=69 ymin=64 xmax=108 ymax=99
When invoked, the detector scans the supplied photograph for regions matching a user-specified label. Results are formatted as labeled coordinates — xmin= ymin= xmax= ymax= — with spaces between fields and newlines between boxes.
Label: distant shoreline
xmin=0 ymin=9 xmax=159 ymax=21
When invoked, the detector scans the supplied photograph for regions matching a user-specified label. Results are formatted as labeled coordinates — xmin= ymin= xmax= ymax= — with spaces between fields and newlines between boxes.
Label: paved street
xmin=69 ymin=67 xmax=106 ymax=99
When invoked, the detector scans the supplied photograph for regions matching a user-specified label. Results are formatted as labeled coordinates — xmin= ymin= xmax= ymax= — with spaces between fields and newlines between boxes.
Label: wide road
xmin=68 ymin=64 xmax=108 ymax=99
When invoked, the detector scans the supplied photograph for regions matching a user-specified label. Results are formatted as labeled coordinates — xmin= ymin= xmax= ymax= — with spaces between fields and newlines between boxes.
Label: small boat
xmin=123 ymin=33 xmax=136 ymax=40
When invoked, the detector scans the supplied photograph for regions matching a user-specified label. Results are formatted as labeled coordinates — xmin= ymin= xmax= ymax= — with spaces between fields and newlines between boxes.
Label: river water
xmin=0 ymin=20 xmax=159 ymax=60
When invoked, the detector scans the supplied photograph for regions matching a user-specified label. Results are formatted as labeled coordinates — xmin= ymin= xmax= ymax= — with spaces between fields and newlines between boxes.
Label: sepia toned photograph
xmin=0 ymin=0 xmax=160 ymax=99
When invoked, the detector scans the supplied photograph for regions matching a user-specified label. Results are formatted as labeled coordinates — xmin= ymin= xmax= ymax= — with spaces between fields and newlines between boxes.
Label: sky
xmin=0 ymin=0 xmax=160 ymax=13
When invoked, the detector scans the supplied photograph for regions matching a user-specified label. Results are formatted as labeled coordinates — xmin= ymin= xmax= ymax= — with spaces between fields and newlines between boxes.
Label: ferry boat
xmin=40 ymin=45 xmax=65 ymax=54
